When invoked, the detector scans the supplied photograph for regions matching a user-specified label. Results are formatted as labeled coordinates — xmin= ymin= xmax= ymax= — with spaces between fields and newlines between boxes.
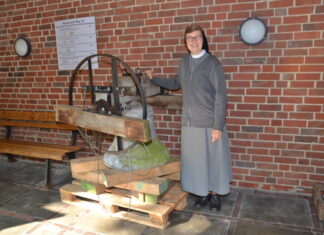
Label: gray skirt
xmin=180 ymin=126 xmax=232 ymax=196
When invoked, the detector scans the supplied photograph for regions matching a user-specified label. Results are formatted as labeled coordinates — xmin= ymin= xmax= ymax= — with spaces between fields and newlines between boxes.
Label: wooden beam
xmin=114 ymin=177 xmax=169 ymax=195
xmin=158 ymin=182 xmax=188 ymax=210
xmin=161 ymin=172 xmax=180 ymax=181
xmin=55 ymin=105 xmax=151 ymax=142
xmin=72 ymin=157 xmax=181 ymax=187
xmin=119 ymin=75 xmax=161 ymax=98
xmin=70 ymin=156 xmax=106 ymax=177
xmin=146 ymin=95 xmax=182 ymax=109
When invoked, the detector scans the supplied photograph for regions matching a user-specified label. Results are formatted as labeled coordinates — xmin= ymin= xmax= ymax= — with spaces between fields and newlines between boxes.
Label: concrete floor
xmin=0 ymin=156 xmax=323 ymax=235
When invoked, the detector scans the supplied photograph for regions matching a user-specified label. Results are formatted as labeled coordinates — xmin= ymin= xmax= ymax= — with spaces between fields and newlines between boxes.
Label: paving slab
xmin=1 ymin=161 xmax=45 ymax=186
xmin=142 ymin=212 xmax=229 ymax=235
xmin=22 ymin=221 xmax=71 ymax=235
xmin=239 ymin=194 xmax=313 ymax=227
xmin=183 ymin=192 xmax=237 ymax=216
xmin=0 ymin=157 xmax=30 ymax=175
xmin=1 ymin=188 xmax=65 ymax=220
xmin=0 ymin=157 xmax=72 ymax=188
xmin=0 ymin=214 xmax=36 ymax=235
xmin=48 ymin=203 xmax=89 ymax=226
xmin=36 ymin=163 xmax=73 ymax=189
xmin=0 ymin=180 xmax=31 ymax=205
xmin=234 ymin=221 xmax=314 ymax=235
xmin=50 ymin=164 xmax=72 ymax=187
xmin=68 ymin=209 xmax=146 ymax=235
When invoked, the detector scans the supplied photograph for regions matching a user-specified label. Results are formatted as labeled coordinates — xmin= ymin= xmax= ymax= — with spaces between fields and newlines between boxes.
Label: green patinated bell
xmin=103 ymin=138 xmax=171 ymax=170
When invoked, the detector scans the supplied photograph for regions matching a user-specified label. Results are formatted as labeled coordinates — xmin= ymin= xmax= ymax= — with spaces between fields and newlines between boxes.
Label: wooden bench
xmin=0 ymin=110 xmax=83 ymax=188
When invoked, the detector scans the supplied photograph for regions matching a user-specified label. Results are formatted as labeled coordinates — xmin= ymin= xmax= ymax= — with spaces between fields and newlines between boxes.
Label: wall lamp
xmin=239 ymin=17 xmax=267 ymax=46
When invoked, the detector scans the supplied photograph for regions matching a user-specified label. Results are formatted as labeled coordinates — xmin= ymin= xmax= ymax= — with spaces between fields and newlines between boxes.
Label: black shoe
xmin=209 ymin=194 xmax=221 ymax=211
xmin=194 ymin=195 xmax=209 ymax=207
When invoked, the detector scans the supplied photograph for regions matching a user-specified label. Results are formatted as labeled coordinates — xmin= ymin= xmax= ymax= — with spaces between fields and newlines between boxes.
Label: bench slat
xmin=0 ymin=139 xmax=82 ymax=152
xmin=0 ymin=120 xmax=78 ymax=130
xmin=0 ymin=140 xmax=82 ymax=161
xmin=0 ymin=110 xmax=56 ymax=122
xmin=0 ymin=144 xmax=66 ymax=161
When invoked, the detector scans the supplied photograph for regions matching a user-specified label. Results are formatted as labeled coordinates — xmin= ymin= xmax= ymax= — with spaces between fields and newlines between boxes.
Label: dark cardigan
xmin=151 ymin=53 xmax=227 ymax=131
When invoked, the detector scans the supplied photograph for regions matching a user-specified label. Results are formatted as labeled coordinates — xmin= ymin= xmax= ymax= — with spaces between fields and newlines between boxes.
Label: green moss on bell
xmin=103 ymin=138 xmax=171 ymax=170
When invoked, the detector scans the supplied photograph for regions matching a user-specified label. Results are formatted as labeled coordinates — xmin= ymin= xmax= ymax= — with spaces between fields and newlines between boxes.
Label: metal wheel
xmin=68 ymin=54 xmax=147 ymax=154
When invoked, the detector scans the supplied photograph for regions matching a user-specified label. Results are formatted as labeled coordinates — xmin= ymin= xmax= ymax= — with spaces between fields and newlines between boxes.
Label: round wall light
xmin=239 ymin=17 xmax=267 ymax=46
xmin=14 ymin=37 xmax=32 ymax=57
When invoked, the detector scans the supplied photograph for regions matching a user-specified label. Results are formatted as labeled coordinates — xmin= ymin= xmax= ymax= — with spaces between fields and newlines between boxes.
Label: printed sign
xmin=55 ymin=16 xmax=98 ymax=71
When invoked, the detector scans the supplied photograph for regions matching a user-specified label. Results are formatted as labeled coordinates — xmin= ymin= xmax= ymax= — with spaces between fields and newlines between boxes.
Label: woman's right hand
xmin=144 ymin=70 xmax=154 ymax=80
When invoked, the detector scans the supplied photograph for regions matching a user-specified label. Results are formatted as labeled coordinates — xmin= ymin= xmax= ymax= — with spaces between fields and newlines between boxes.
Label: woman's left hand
xmin=211 ymin=129 xmax=222 ymax=143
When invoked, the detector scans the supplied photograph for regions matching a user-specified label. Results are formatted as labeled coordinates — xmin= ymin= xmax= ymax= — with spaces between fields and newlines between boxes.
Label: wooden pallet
xmin=313 ymin=183 xmax=324 ymax=221
xmin=60 ymin=181 xmax=187 ymax=229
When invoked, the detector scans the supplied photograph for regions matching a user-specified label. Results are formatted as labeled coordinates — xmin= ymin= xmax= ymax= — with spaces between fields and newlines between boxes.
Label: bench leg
xmin=43 ymin=159 xmax=53 ymax=190
xmin=6 ymin=154 xmax=16 ymax=162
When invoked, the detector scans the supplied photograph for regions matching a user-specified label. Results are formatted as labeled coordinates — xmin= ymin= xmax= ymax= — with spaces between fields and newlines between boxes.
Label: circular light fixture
xmin=14 ymin=37 xmax=32 ymax=57
xmin=239 ymin=17 xmax=267 ymax=46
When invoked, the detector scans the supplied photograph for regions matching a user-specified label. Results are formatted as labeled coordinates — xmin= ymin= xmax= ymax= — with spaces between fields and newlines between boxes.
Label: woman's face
xmin=185 ymin=30 xmax=203 ymax=55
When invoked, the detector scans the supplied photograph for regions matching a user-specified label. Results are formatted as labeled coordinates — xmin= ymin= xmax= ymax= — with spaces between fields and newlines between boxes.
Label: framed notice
xmin=55 ymin=16 xmax=98 ymax=71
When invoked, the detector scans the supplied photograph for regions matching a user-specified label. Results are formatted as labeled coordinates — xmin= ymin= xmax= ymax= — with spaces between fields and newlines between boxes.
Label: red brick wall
xmin=0 ymin=0 xmax=323 ymax=194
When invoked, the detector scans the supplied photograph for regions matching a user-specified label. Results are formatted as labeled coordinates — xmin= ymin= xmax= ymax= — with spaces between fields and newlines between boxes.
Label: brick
xmin=236 ymin=161 xmax=255 ymax=168
xmin=291 ymin=81 xmax=315 ymax=88
xmin=283 ymin=15 xmax=308 ymax=24
xmin=311 ymin=14 xmax=324 ymax=23
xmin=287 ymin=40 xmax=312 ymax=48
xmin=127 ymin=20 xmax=144 ymax=27
xmin=275 ymin=157 xmax=297 ymax=164
xmin=291 ymin=165 xmax=315 ymax=173
xmin=280 ymin=97 xmax=303 ymax=104
xmin=256 ymin=73 xmax=280 ymax=80
xmin=270 ymin=0 xmax=293 ymax=8
xmin=232 ymin=168 xmax=249 ymax=174
xmin=309 ymin=89 xmax=324 ymax=96
xmin=305 ymin=97 xmax=324 ymax=104
xmin=278 ymin=24 xmax=302 ymax=33
xmin=232 ymin=3 xmax=255 ymax=11
xmin=309 ymin=121 xmax=324 ymax=128
xmin=241 ymin=126 xmax=263 ymax=133
xmin=296 ymin=0 xmax=321 ymax=6
xmin=238 ymin=182 xmax=259 ymax=188
xmin=174 ymin=16 xmax=193 ymax=23
xmin=251 ymin=155 xmax=273 ymax=162
xmin=257 ymin=163 xmax=278 ymax=170
xmin=209 ymin=4 xmax=230 ymax=13
xmin=312 ymin=144 xmax=324 ymax=152
xmin=315 ymin=4 xmax=324 ymax=13
xmin=303 ymin=22 xmax=324 ymax=31
xmin=309 ymin=174 xmax=324 ymax=181
xmin=245 ymin=176 xmax=265 ymax=183
xmin=295 ymin=136 xmax=318 ymax=143
xmin=315 ymin=168 xmax=324 ymax=174
xmin=289 ymin=6 xmax=314 ymax=15
xmin=284 ymin=48 xmax=308 ymax=56
xmin=273 ymin=185 xmax=294 ymax=192
xmin=295 ymin=32 xmax=322 ymax=40
xmin=278 ymin=179 xmax=300 ymax=186
xmin=251 ymin=170 xmax=272 ymax=177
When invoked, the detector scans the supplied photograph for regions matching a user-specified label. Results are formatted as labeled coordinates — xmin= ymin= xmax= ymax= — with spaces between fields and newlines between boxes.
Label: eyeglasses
xmin=186 ymin=35 xmax=202 ymax=42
